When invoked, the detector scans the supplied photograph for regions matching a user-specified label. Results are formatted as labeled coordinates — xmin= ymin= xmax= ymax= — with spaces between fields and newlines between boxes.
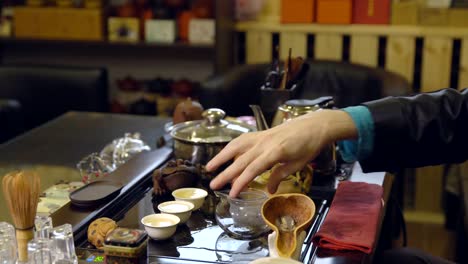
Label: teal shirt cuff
xmin=338 ymin=106 xmax=374 ymax=163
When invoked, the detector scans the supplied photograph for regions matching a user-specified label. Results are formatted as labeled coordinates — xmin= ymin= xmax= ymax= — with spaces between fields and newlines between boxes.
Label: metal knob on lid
xmin=202 ymin=108 xmax=226 ymax=126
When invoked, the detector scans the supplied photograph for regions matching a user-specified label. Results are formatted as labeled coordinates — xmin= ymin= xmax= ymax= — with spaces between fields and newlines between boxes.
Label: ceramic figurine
xmin=152 ymin=159 xmax=200 ymax=197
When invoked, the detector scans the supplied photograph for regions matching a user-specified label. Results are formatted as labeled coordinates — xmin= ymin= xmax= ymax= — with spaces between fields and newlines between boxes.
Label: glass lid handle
xmin=203 ymin=108 xmax=226 ymax=125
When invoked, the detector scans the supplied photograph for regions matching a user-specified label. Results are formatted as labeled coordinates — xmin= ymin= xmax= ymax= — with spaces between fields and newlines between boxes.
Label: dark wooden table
xmin=0 ymin=112 xmax=171 ymax=235
xmin=0 ymin=112 xmax=393 ymax=264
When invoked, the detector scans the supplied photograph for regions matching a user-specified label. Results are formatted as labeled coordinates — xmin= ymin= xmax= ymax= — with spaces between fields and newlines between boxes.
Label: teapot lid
xmin=285 ymin=96 xmax=334 ymax=108
xmin=280 ymin=97 xmax=334 ymax=116
xmin=170 ymin=108 xmax=255 ymax=144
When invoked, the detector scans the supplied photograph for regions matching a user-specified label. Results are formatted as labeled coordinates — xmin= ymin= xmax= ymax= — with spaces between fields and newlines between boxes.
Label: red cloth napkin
xmin=312 ymin=181 xmax=383 ymax=254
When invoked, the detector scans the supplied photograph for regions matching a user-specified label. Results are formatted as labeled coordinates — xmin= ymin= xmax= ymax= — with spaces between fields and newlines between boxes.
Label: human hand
xmin=207 ymin=110 xmax=358 ymax=197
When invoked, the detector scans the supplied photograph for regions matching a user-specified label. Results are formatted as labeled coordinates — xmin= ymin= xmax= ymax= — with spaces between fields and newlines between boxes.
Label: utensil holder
xmin=260 ymin=84 xmax=299 ymax=126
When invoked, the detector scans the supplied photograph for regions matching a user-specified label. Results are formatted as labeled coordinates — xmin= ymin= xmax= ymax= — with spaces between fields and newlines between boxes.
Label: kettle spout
xmin=249 ymin=105 xmax=270 ymax=131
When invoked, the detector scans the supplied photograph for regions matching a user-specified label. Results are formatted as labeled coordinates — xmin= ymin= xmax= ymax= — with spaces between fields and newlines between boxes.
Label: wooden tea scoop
xmin=289 ymin=57 xmax=304 ymax=82
xmin=286 ymin=57 xmax=308 ymax=90
xmin=262 ymin=193 xmax=315 ymax=258
xmin=278 ymin=65 xmax=288 ymax=90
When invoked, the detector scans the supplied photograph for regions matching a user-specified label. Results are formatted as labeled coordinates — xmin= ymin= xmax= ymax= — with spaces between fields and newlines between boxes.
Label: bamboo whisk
xmin=2 ymin=171 xmax=41 ymax=262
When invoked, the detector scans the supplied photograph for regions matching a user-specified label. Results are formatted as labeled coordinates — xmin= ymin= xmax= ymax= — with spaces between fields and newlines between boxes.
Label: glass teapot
xmin=214 ymin=189 xmax=270 ymax=240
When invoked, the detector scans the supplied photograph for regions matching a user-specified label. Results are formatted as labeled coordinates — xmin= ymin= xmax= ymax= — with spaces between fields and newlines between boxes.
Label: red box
xmin=281 ymin=0 xmax=315 ymax=23
xmin=352 ymin=0 xmax=391 ymax=24
xmin=316 ymin=0 xmax=352 ymax=24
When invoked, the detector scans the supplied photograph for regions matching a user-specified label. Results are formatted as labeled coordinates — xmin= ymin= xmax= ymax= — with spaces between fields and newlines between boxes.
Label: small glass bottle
xmin=0 ymin=222 xmax=16 ymax=264
xmin=27 ymin=238 xmax=54 ymax=264
xmin=51 ymin=224 xmax=78 ymax=264
xmin=34 ymin=216 xmax=53 ymax=239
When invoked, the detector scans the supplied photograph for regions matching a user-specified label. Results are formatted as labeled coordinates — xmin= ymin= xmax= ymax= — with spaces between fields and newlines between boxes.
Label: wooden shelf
xmin=236 ymin=22 xmax=468 ymax=38
xmin=0 ymin=37 xmax=214 ymax=51
xmin=0 ymin=37 xmax=215 ymax=62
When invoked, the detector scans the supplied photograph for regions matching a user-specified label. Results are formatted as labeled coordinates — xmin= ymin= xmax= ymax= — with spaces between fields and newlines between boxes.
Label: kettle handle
xmin=249 ymin=105 xmax=270 ymax=131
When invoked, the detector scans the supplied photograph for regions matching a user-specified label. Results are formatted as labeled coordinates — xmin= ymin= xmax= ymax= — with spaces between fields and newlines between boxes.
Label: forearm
xmin=360 ymin=88 xmax=468 ymax=173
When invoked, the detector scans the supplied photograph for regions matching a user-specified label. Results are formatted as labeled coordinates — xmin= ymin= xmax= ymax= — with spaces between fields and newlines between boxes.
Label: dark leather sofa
xmin=0 ymin=64 xmax=108 ymax=143
xmin=199 ymin=60 xmax=412 ymax=117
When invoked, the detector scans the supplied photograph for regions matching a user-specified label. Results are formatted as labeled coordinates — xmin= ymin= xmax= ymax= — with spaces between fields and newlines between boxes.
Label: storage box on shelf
xmin=188 ymin=19 xmax=215 ymax=45
xmin=418 ymin=7 xmax=449 ymax=26
xmin=108 ymin=17 xmax=140 ymax=43
xmin=258 ymin=0 xmax=281 ymax=23
xmin=26 ymin=0 xmax=44 ymax=6
xmin=178 ymin=11 xmax=193 ymax=42
xmin=281 ymin=0 xmax=315 ymax=24
xmin=426 ymin=0 xmax=452 ymax=8
xmin=145 ymin=19 xmax=176 ymax=44
xmin=352 ymin=0 xmax=390 ymax=24
xmin=0 ymin=7 xmax=13 ymax=37
xmin=84 ymin=0 xmax=102 ymax=9
xmin=0 ymin=19 xmax=12 ymax=37
xmin=391 ymin=0 xmax=419 ymax=25
xmin=316 ymin=0 xmax=352 ymax=24
xmin=448 ymin=8 xmax=468 ymax=27
xmin=14 ymin=7 xmax=103 ymax=40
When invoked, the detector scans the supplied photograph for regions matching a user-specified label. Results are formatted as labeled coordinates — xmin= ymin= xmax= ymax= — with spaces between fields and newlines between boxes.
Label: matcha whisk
xmin=2 ymin=171 xmax=41 ymax=262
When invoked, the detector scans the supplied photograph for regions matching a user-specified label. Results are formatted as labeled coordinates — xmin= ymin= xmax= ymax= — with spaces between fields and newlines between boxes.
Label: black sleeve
xmin=359 ymin=88 xmax=468 ymax=173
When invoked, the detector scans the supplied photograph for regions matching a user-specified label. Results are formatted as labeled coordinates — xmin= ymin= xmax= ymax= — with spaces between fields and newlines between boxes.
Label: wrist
xmin=318 ymin=109 xmax=359 ymax=142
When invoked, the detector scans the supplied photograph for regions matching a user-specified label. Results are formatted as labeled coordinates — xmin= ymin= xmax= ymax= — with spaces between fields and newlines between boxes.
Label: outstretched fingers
xmin=229 ymin=151 xmax=280 ymax=197
xmin=209 ymin=149 xmax=259 ymax=190
xmin=206 ymin=134 xmax=253 ymax=172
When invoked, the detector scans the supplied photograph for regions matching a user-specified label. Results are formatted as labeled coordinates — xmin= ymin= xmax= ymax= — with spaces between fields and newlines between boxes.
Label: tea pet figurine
xmin=261 ymin=193 xmax=315 ymax=258
xmin=152 ymin=159 xmax=200 ymax=196
xmin=152 ymin=159 xmax=201 ymax=207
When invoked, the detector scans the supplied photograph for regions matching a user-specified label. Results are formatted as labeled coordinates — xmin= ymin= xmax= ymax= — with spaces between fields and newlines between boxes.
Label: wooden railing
xmin=235 ymin=22 xmax=468 ymax=215
xmin=236 ymin=22 xmax=468 ymax=92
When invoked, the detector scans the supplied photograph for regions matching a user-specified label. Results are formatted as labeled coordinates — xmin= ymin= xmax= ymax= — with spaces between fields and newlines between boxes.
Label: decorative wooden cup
xmin=261 ymin=193 xmax=315 ymax=258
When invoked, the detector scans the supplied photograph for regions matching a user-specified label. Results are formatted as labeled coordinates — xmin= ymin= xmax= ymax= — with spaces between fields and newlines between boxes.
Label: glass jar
xmin=214 ymin=189 xmax=270 ymax=240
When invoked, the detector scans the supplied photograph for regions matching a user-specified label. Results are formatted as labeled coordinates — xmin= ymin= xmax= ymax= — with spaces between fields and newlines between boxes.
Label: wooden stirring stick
xmin=279 ymin=48 xmax=292 ymax=90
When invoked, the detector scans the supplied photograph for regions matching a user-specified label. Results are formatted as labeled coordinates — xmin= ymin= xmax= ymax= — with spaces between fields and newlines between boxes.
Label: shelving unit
xmin=0 ymin=37 xmax=215 ymax=66
xmin=0 ymin=37 xmax=214 ymax=50
xmin=0 ymin=1 xmax=235 ymax=102
xmin=0 ymin=36 xmax=216 ymax=100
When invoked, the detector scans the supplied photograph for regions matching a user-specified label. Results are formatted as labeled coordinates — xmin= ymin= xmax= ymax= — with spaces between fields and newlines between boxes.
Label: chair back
xmin=0 ymin=64 xmax=108 ymax=140
xmin=199 ymin=60 xmax=412 ymax=116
